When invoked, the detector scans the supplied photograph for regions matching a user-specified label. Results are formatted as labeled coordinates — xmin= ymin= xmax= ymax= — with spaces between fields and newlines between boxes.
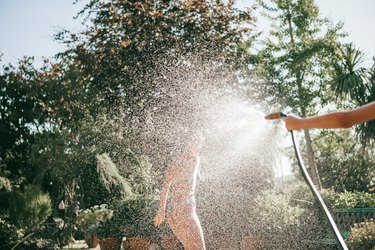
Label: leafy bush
xmin=322 ymin=190 xmax=375 ymax=208
xmin=0 ymin=219 xmax=19 ymax=250
xmin=95 ymin=217 xmax=124 ymax=239
xmin=251 ymin=184 xmax=374 ymax=250
xmin=102 ymin=195 xmax=160 ymax=240
xmin=256 ymin=186 xmax=366 ymax=249
xmin=8 ymin=185 xmax=52 ymax=232
xmin=290 ymin=184 xmax=375 ymax=209
xmin=349 ymin=219 xmax=375 ymax=250
xmin=94 ymin=195 xmax=159 ymax=239
xmin=76 ymin=204 xmax=113 ymax=234
xmin=252 ymin=189 xmax=305 ymax=250
xmin=96 ymin=153 xmax=133 ymax=197
xmin=289 ymin=184 xmax=375 ymax=249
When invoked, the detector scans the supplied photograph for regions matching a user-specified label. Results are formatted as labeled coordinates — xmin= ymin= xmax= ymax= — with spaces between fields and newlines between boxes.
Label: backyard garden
xmin=0 ymin=0 xmax=374 ymax=249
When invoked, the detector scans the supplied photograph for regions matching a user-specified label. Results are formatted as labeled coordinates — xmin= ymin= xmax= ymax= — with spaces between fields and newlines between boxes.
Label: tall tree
xmin=253 ymin=0 xmax=345 ymax=189
xmin=56 ymin=0 xmax=255 ymax=117
xmin=53 ymin=0 xmax=257 ymax=168
xmin=0 ymin=58 xmax=135 ymax=206
xmin=0 ymin=59 xmax=53 ymax=186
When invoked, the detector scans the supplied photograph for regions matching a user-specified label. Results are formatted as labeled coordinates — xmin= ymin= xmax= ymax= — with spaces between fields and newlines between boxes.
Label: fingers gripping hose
xmin=265 ymin=112 xmax=349 ymax=250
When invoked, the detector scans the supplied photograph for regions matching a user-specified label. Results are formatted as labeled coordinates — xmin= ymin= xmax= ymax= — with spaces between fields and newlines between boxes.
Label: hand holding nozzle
xmin=265 ymin=112 xmax=301 ymax=131
xmin=265 ymin=112 xmax=293 ymax=130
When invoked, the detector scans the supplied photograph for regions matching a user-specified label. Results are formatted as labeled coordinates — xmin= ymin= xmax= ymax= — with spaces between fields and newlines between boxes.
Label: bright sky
xmin=0 ymin=0 xmax=85 ymax=66
xmin=315 ymin=0 xmax=375 ymax=64
xmin=1 ymin=0 xmax=375 ymax=67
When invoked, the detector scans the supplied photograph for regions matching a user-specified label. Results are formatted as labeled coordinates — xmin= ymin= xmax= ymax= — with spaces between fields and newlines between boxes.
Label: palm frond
xmin=332 ymin=44 xmax=367 ymax=103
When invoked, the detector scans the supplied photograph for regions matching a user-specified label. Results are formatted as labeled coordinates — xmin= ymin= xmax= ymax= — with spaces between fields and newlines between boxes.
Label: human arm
xmin=284 ymin=101 xmax=375 ymax=130
xmin=153 ymin=165 xmax=173 ymax=227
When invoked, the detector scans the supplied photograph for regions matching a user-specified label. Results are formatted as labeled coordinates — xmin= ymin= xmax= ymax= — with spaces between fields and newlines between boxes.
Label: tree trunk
xmin=303 ymin=129 xmax=322 ymax=190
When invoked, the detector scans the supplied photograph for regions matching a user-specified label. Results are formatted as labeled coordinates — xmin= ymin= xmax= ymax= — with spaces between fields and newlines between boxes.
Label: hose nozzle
xmin=264 ymin=112 xmax=287 ymax=120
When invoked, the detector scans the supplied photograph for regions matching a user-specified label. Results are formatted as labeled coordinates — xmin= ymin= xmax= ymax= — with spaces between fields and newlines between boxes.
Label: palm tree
xmin=332 ymin=43 xmax=375 ymax=143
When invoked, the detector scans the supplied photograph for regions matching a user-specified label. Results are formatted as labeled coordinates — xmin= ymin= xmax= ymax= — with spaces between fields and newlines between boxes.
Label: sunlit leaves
xmin=59 ymin=0 xmax=255 ymax=111
xmin=254 ymin=0 xmax=344 ymax=114
xmin=332 ymin=44 xmax=375 ymax=142
xmin=332 ymin=44 xmax=367 ymax=103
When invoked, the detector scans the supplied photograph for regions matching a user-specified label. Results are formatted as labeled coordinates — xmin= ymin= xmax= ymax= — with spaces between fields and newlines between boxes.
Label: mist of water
xmin=88 ymin=51 xmax=330 ymax=249
xmin=126 ymin=52 xmax=300 ymax=249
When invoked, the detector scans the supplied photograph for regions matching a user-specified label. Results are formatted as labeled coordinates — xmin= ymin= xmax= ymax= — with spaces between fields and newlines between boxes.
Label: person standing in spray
xmin=153 ymin=135 xmax=206 ymax=250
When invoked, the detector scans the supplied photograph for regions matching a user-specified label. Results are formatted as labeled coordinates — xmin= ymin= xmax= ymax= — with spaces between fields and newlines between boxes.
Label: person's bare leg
xmin=167 ymin=207 xmax=206 ymax=250
xmin=184 ymin=213 xmax=205 ymax=250
xmin=169 ymin=218 xmax=205 ymax=250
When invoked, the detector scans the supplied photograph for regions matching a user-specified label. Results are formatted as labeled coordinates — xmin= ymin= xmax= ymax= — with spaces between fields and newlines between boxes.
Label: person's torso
xmin=170 ymin=155 xmax=199 ymax=203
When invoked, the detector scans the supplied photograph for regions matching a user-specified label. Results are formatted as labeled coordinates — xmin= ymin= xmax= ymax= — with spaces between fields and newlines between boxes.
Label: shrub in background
xmin=254 ymin=184 xmax=375 ymax=250
xmin=95 ymin=217 xmax=124 ymax=239
xmin=94 ymin=195 xmax=160 ymax=240
xmin=289 ymin=184 xmax=375 ymax=249
xmin=322 ymin=190 xmax=375 ymax=208
xmin=349 ymin=219 xmax=375 ymax=250
xmin=252 ymin=189 xmax=305 ymax=250
xmin=289 ymin=183 xmax=375 ymax=209
xmin=0 ymin=219 xmax=19 ymax=250
xmin=8 ymin=185 xmax=52 ymax=232
xmin=76 ymin=204 xmax=113 ymax=234
xmin=111 ymin=195 xmax=160 ymax=240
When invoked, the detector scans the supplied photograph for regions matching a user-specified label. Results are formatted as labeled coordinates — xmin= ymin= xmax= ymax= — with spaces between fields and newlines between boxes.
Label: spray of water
xmin=113 ymin=51 xmax=295 ymax=249
xmin=85 ymin=50 xmax=330 ymax=249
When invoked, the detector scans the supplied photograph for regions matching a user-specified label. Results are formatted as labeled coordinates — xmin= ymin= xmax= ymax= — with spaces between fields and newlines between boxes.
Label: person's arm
xmin=153 ymin=165 xmax=173 ymax=227
xmin=285 ymin=101 xmax=375 ymax=130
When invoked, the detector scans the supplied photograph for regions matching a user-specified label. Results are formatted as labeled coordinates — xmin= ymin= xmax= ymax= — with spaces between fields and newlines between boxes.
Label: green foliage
xmin=253 ymin=0 xmax=346 ymax=189
xmin=95 ymin=195 xmax=159 ymax=239
xmin=120 ymin=149 xmax=156 ymax=194
xmin=259 ymin=185 xmax=375 ymax=249
xmin=0 ymin=59 xmax=91 ymax=206
xmin=349 ymin=219 xmax=375 ymax=250
xmin=95 ymin=218 xmax=123 ymax=239
xmin=322 ymin=189 xmax=375 ymax=209
xmin=1 ymin=0 xmax=257 ymax=212
xmin=0 ymin=60 xmax=46 ymax=188
xmin=0 ymin=190 xmax=11 ymax=217
xmin=332 ymin=44 xmax=375 ymax=142
xmin=0 ymin=219 xmax=19 ymax=250
xmin=110 ymin=195 xmax=160 ymax=239
xmin=76 ymin=204 xmax=113 ymax=234
xmin=96 ymin=153 xmax=133 ymax=198
xmin=254 ymin=189 xmax=304 ymax=230
xmin=314 ymin=130 xmax=375 ymax=192
xmin=67 ymin=111 xmax=158 ymax=206
xmin=290 ymin=184 xmax=375 ymax=209
xmin=253 ymin=0 xmax=344 ymax=112
xmin=28 ymin=130 xmax=77 ymax=185
xmin=332 ymin=44 xmax=367 ymax=102
xmin=56 ymin=0 xmax=255 ymax=114
xmin=252 ymin=189 xmax=305 ymax=249
xmin=8 ymin=185 xmax=52 ymax=232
